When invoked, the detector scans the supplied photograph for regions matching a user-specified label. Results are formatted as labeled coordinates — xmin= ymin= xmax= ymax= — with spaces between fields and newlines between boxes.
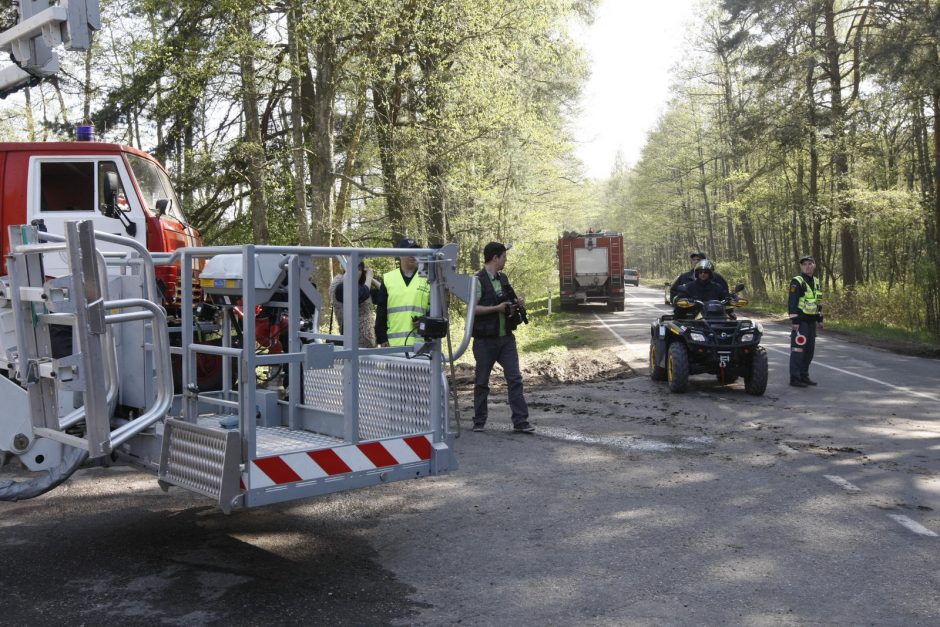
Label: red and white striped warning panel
xmin=246 ymin=434 xmax=434 ymax=489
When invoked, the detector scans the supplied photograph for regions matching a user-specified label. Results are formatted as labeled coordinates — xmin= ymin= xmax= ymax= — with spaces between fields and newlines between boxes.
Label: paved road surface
xmin=1 ymin=284 xmax=938 ymax=625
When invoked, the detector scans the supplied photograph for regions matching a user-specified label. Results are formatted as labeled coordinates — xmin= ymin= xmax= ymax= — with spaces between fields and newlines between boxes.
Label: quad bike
xmin=649 ymin=284 xmax=768 ymax=395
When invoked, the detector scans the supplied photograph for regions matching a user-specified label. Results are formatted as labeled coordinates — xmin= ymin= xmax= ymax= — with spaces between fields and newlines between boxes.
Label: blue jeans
xmin=473 ymin=334 xmax=529 ymax=427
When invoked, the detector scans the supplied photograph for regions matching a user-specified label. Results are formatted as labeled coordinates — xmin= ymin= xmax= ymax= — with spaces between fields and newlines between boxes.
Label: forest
xmin=2 ymin=0 xmax=939 ymax=338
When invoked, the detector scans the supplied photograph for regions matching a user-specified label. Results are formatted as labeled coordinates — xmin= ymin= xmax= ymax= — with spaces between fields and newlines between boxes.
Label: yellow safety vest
xmin=383 ymin=269 xmax=430 ymax=346
xmin=794 ymin=275 xmax=821 ymax=315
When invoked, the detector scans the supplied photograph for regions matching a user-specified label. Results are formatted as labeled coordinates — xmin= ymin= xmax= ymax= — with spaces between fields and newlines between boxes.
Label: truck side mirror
xmin=100 ymin=170 xmax=120 ymax=218
xmin=155 ymin=198 xmax=171 ymax=217
xmin=100 ymin=170 xmax=137 ymax=238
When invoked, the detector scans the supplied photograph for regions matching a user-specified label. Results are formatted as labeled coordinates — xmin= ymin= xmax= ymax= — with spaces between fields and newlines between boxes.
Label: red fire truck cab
xmin=0 ymin=140 xmax=201 ymax=306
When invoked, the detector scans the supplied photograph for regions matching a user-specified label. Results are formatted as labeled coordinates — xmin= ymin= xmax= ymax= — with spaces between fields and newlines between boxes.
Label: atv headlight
xmin=740 ymin=333 xmax=754 ymax=343
xmin=690 ymin=332 xmax=706 ymax=342
xmin=756 ymin=322 xmax=763 ymax=333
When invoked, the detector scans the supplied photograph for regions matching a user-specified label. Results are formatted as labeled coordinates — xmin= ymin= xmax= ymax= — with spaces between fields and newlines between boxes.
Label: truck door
xmin=28 ymin=156 xmax=147 ymax=276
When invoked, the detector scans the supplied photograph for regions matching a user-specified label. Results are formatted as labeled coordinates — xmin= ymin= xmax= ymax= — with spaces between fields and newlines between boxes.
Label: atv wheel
xmin=667 ymin=342 xmax=690 ymax=393
xmin=649 ymin=342 xmax=667 ymax=381
xmin=744 ymin=346 xmax=768 ymax=396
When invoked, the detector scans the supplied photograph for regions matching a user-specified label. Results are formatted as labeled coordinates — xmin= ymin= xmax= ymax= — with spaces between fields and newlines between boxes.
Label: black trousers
xmin=472 ymin=334 xmax=529 ymax=427
xmin=789 ymin=319 xmax=817 ymax=380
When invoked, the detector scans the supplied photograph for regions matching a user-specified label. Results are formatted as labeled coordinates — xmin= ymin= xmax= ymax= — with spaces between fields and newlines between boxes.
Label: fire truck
xmin=557 ymin=230 xmax=625 ymax=311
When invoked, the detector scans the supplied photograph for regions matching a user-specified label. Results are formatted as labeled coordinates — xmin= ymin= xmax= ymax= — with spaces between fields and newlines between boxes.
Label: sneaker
xmin=801 ymin=377 xmax=818 ymax=386
xmin=513 ymin=423 xmax=536 ymax=433
xmin=472 ymin=424 xmax=485 ymax=432
xmin=790 ymin=379 xmax=808 ymax=388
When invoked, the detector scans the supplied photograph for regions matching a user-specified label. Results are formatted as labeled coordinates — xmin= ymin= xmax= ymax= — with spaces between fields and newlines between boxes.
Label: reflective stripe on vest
xmin=794 ymin=275 xmax=821 ymax=315
xmin=383 ymin=269 xmax=430 ymax=346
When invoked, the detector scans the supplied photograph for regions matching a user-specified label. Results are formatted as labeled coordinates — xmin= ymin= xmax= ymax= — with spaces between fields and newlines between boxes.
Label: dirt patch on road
xmin=453 ymin=348 xmax=634 ymax=390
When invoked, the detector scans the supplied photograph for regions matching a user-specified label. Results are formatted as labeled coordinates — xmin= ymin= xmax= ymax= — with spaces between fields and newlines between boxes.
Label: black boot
xmin=790 ymin=378 xmax=808 ymax=387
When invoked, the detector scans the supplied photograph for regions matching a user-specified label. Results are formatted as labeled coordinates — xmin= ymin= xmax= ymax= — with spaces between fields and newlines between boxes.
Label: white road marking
xmin=593 ymin=312 xmax=631 ymax=347
xmin=762 ymin=345 xmax=940 ymax=402
xmin=777 ymin=443 xmax=800 ymax=456
xmin=824 ymin=475 xmax=861 ymax=492
xmin=887 ymin=514 xmax=938 ymax=537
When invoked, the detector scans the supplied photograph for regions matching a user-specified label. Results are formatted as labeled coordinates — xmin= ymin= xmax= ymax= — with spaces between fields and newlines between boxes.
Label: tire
xmin=744 ymin=346 xmax=768 ymax=396
xmin=667 ymin=342 xmax=690 ymax=393
xmin=649 ymin=342 xmax=667 ymax=381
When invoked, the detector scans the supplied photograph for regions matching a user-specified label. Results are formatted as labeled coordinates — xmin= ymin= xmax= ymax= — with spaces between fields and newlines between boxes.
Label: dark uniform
xmin=788 ymin=255 xmax=822 ymax=386
xmin=680 ymin=276 xmax=729 ymax=303
xmin=670 ymin=261 xmax=729 ymax=302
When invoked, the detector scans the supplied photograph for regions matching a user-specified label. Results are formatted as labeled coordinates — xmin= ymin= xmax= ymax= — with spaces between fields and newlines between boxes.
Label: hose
xmin=0 ymin=445 xmax=88 ymax=501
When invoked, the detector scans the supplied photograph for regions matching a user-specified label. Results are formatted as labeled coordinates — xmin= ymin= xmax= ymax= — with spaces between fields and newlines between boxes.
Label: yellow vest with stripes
xmin=794 ymin=275 xmax=821 ymax=315
xmin=383 ymin=269 xmax=430 ymax=346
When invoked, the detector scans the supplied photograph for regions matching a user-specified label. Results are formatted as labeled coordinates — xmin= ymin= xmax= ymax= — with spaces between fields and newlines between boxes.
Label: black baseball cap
xmin=397 ymin=237 xmax=421 ymax=249
xmin=799 ymin=255 xmax=815 ymax=263
xmin=690 ymin=251 xmax=707 ymax=259
xmin=483 ymin=241 xmax=507 ymax=262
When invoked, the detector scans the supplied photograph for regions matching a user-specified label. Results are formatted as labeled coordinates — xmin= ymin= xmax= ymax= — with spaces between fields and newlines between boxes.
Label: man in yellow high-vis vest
xmin=788 ymin=254 xmax=823 ymax=387
xmin=375 ymin=237 xmax=431 ymax=347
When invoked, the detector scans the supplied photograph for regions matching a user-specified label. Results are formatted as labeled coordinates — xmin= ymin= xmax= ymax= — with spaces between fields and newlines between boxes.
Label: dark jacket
xmin=473 ymin=269 xmax=514 ymax=338
xmin=679 ymin=278 xmax=730 ymax=303
xmin=670 ymin=269 xmax=728 ymax=301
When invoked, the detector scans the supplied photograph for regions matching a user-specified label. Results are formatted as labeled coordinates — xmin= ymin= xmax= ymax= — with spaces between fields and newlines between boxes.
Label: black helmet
xmin=694 ymin=259 xmax=715 ymax=276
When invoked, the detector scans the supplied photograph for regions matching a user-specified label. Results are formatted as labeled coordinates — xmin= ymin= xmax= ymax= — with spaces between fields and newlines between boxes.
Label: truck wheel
xmin=615 ymin=301 xmax=625 ymax=312
xmin=744 ymin=347 xmax=768 ymax=396
xmin=667 ymin=342 xmax=690 ymax=393
xmin=649 ymin=343 xmax=667 ymax=381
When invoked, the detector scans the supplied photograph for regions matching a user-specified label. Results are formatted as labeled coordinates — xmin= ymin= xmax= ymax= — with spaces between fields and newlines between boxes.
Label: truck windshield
xmin=126 ymin=154 xmax=185 ymax=222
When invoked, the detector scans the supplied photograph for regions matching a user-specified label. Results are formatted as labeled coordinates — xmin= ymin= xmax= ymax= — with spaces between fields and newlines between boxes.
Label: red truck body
xmin=557 ymin=230 xmax=625 ymax=311
xmin=0 ymin=141 xmax=201 ymax=304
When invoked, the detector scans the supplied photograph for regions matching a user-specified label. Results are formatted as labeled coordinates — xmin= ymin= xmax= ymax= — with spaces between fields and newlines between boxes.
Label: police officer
xmin=670 ymin=251 xmax=729 ymax=302
xmin=374 ymin=238 xmax=431 ymax=347
xmin=788 ymin=255 xmax=823 ymax=387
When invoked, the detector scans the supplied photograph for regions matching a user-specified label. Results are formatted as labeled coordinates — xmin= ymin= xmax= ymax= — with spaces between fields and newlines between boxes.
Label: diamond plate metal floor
xmin=196 ymin=416 xmax=345 ymax=456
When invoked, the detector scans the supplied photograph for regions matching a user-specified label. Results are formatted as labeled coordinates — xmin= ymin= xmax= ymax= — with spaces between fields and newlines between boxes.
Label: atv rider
xmin=673 ymin=260 xmax=729 ymax=317
xmin=669 ymin=251 xmax=729 ymax=303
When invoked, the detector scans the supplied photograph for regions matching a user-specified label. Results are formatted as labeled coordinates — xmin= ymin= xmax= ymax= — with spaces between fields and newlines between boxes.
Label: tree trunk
xmin=372 ymin=80 xmax=405 ymax=243
xmin=334 ymin=92 xmax=368 ymax=239
xmin=287 ymin=1 xmax=310 ymax=246
xmin=237 ymin=14 xmax=269 ymax=244
xmin=824 ymin=0 xmax=859 ymax=287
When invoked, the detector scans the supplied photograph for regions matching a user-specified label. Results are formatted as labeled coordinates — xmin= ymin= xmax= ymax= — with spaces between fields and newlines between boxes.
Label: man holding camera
xmin=471 ymin=242 xmax=534 ymax=433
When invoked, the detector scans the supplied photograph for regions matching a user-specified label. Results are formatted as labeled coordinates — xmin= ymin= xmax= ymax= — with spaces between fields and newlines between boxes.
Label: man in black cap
xmin=669 ymin=251 xmax=729 ymax=303
xmin=788 ymin=255 xmax=823 ymax=387
xmin=374 ymin=237 xmax=431 ymax=347
xmin=470 ymin=241 xmax=535 ymax=433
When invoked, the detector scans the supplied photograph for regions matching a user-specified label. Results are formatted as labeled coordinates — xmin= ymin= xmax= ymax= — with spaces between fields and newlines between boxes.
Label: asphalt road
xmin=2 ymin=285 xmax=938 ymax=625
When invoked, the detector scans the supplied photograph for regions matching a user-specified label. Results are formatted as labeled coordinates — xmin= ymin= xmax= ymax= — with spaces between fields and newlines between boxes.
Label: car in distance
xmin=623 ymin=268 xmax=640 ymax=287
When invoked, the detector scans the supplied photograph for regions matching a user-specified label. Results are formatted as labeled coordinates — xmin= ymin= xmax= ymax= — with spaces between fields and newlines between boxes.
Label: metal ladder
xmin=7 ymin=221 xmax=173 ymax=459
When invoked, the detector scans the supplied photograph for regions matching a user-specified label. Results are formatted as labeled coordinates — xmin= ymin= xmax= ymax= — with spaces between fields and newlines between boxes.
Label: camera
xmin=509 ymin=299 xmax=529 ymax=326
xmin=497 ymin=293 xmax=528 ymax=329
